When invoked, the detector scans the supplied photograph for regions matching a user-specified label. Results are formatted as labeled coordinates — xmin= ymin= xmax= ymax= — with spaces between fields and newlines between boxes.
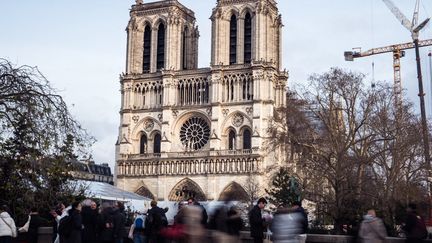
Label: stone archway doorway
xmin=135 ymin=186 xmax=155 ymax=200
xmin=168 ymin=178 xmax=206 ymax=201
xmin=218 ymin=181 xmax=249 ymax=202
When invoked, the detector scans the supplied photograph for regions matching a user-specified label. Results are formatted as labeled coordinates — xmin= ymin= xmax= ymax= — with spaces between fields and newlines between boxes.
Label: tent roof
xmin=77 ymin=180 xmax=151 ymax=201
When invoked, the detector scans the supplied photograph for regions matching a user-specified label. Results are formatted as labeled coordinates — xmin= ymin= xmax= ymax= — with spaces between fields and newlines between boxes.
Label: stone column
xmin=176 ymin=22 xmax=183 ymax=70
xmin=126 ymin=29 xmax=131 ymax=74
xmin=237 ymin=17 xmax=245 ymax=64
xmin=151 ymin=27 xmax=158 ymax=73
xmin=166 ymin=22 xmax=172 ymax=70
xmin=262 ymin=14 xmax=268 ymax=62
xmin=254 ymin=13 xmax=261 ymax=61
xmin=211 ymin=17 xmax=217 ymax=65
xmin=251 ymin=15 xmax=256 ymax=62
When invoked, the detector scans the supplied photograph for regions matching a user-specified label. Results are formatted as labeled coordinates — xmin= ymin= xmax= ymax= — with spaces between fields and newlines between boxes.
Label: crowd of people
xmin=0 ymin=199 xmax=429 ymax=243
xmin=0 ymin=200 xmax=129 ymax=243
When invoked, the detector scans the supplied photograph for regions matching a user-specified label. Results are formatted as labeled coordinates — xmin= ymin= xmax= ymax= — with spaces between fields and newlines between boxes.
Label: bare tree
xmin=365 ymin=83 xmax=427 ymax=233
xmin=267 ymin=68 xmax=429 ymax=234
xmin=243 ymin=173 xmax=261 ymax=207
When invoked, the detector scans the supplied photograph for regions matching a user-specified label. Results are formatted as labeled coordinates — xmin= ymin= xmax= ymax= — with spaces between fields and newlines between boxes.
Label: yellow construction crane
xmin=344 ymin=39 xmax=432 ymax=106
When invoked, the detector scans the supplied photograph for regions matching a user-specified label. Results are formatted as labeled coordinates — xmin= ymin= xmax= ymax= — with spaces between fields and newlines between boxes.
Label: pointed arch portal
xmin=168 ymin=178 xmax=206 ymax=201
xmin=218 ymin=181 xmax=249 ymax=202
xmin=135 ymin=186 xmax=155 ymax=200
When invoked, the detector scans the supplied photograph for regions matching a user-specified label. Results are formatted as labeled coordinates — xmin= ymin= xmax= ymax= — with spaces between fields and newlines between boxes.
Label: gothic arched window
xmin=244 ymin=12 xmax=252 ymax=63
xmin=228 ymin=130 xmax=236 ymax=150
xmin=229 ymin=15 xmax=237 ymax=65
xmin=243 ymin=129 xmax=251 ymax=150
xmin=143 ymin=26 xmax=151 ymax=73
xmin=140 ymin=134 xmax=148 ymax=154
xmin=183 ymin=27 xmax=189 ymax=70
xmin=157 ymin=23 xmax=165 ymax=70
xmin=153 ymin=133 xmax=161 ymax=154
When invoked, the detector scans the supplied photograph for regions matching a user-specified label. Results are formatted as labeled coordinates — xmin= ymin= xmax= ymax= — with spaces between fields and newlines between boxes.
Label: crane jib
xmin=351 ymin=39 xmax=432 ymax=58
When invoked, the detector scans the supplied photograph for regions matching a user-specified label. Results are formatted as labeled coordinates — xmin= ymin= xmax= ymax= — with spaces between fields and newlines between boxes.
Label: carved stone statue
xmin=135 ymin=0 xmax=143 ymax=4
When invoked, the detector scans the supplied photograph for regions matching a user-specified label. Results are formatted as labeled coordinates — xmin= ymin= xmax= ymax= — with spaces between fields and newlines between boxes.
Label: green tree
xmin=0 ymin=58 xmax=93 ymax=223
xmin=266 ymin=167 xmax=301 ymax=206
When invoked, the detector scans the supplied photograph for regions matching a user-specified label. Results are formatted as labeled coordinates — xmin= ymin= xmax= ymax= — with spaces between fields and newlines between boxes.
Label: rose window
xmin=180 ymin=117 xmax=210 ymax=150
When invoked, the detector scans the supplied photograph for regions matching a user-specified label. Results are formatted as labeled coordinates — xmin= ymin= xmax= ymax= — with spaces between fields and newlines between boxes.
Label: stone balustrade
xmin=122 ymin=149 xmax=256 ymax=160
xmin=117 ymin=152 xmax=261 ymax=177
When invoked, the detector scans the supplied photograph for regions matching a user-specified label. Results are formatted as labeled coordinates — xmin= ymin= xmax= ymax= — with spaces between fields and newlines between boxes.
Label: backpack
xmin=146 ymin=210 xmax=166 ymax=232
xmin=58 ymin=215 xmax=73 ymax=237
xmin=135 ymin=216 xmax=144 ymax=230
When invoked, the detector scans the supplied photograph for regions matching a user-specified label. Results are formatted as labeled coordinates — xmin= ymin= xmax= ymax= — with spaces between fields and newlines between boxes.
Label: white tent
xmin=76 ymin=180 xmax=151 ymax=211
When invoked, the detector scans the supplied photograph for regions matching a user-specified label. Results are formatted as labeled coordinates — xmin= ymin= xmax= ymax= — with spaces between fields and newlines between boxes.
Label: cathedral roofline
xmin=217 ymin=0 xmax=277 ymax=8
xmin=131 ymin=0 xmax=195 ymax=19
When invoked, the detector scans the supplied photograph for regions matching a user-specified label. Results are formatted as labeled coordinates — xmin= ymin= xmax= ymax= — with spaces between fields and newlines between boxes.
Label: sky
xmin=1 ymin=0 xmax=432 ymax=169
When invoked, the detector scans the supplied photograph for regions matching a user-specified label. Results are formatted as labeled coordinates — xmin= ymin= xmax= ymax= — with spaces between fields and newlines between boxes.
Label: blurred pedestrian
xmin=98 ymin=202 xmax=115 ymax=243
xmin=146 ymin=200 xmax=168 ymax=243
xmin=226 ymin=206 xmax=243 ymax=242
xmin=113 ymin=202 xmax=127 ymax=243
xmin=19 ymin=207 xmax=45 ymax=243
xmin=128 ymin=211 xmax=147 ymax=243
xmin=50 ymin=207 xmax=61 ymax=243
xmin=54 ymin=203 xmax=70 ymax=243
xmin=209 ymin=200 xmax=233 ymax=243
xmin=248 ymin=197 xmax=267 ymax=243
xmin=0 ymin=205 xmax=17 ymax=243
xmin=291 ymin=201 xmax=308 ymax=234
xmin=182 ymin=203 xmax=205 ymax=243
xmin=81 ymin=199 xmax=99 ymax=243
xmin=187 ymin=198 xmax=208 ymax=226
xmin=270 ymin=203 xmax=304 ymax=243
xmin=402 ymin=203 xmax=428 ymax=243
xmin=358 ymin=209 xmax=387 ymax=243
xmin=62 ymin=201 xmax=83 ymax=243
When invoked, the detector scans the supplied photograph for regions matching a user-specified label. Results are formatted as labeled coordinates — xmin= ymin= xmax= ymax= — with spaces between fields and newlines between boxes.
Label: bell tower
xmin=210 ymin=0 xmax=283 ymax=70
xmin=125 ymin=0 xmax=199 ymax=74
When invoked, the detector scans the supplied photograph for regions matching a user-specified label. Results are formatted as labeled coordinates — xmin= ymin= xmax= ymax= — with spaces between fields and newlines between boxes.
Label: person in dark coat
xmin=63 ymin=201 xmax=83 ymax=243
xmin=81 ymin=200 xmax=99 ymax=243
xmin=146 ymin=200 xmax=168 ymax=243
xmin=292 ymin=201 xmax=308 ymax=234
xmin=226 ymin=206 xmax=243 ymax=237
xmin=187 ymin=198 xmax=208 ymax=226
xmin=26 ymin=208 xmax=46 ymax=243
xmin=402 ymin=203 xmax=428 ymax=243
xmin=248 ymin=197 xmax=267 ymax=243
xmin=98 ymin=203 xmax=115 ymax=243
xmin=113 ymin=202 xmax=127 ymax=243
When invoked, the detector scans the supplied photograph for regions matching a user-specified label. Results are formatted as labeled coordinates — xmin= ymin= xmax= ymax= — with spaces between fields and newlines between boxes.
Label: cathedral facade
xmin=115 ymin=0 xmax=288 ymax=201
